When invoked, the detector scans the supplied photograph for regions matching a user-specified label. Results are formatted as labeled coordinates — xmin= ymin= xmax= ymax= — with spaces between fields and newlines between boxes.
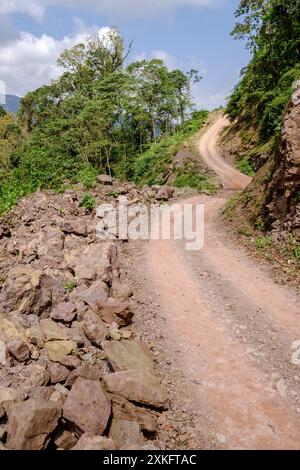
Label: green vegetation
xmin=79 ymin=193 xmax=96 ymax=211
xmin=0 ymin=29 xmax=206 ymax=215
xmin=175 ymin=160 xmax=216 ymax=193
xmin=227 ymin=1 xmax=300 ymax=156
xmin=64 ymin=281 xmax=76 ymax=294
xmin=237 ymin=156 xmax=256 ymax=177
xmin=133 ymin=110 xmax=208 ymax=185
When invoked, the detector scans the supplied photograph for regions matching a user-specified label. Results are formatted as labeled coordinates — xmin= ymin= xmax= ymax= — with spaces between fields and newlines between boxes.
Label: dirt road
xmin=122 ymin=116 xmax=300 ymax=450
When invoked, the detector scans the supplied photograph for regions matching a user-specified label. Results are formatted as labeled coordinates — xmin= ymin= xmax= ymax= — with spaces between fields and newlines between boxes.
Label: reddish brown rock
xmin=155 ymin=186 xmax=174 ymax=201
xmin=82 ymin=310 xmax=108 ymax=347
xmin=72 ymin=434 xmax=117 ymax=450
xmin=109 ymin=419 xmax=143 ymax=449
xmin=65 ymin=364 xmax=102 ymax=388
xmin=103 ymin=370 xmax=168 ymax=410
xmin=50 ymin=302 xmax=77 ymax=323
xmin=103 ymin=340 xmax=154 ymax=372
xmin=47 ymin=362 xmax=70 ymax=384
xmin=54 ymin=430 xmax=78 ymax=450
xmin=97 ymin=301 xmax=134 ymax=327
xmin=7 ymin=340 xmax=30 ymax=362
xmin=7 ymin=399 xmax=61 ymax=450
xmin=62 ymin=221 xmax=87 ymax=237
xmin=72 ymin=280 xmax=109 ymax=310
xmin=111 ymin=395 xmax=156 ymax=433
xmin=63 ymin=378 xmax=111 ymax=435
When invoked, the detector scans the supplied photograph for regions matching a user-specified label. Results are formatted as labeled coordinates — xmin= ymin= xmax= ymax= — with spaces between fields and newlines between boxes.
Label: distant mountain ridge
xmin=2 ymin=95 xmax=21 ymax=114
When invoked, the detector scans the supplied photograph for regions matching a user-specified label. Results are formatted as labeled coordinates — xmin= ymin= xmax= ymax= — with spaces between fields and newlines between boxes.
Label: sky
xmin=0 ymin=0 xmax=251 ymax=109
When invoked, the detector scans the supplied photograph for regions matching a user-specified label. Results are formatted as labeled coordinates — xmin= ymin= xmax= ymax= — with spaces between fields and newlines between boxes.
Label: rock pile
xmin=0 ymin=179 xmax=172 ymax=450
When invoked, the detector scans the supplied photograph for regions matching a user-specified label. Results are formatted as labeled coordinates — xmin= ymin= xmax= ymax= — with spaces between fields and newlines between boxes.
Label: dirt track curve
xmin=123 ymin=116 xmax=300 ymax=450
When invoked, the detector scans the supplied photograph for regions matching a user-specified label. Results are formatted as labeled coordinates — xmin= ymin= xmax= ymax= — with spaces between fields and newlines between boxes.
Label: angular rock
xmin=155 ymin=186 xmax=174 ymax=201
xmin=0 ymin=318 xmax=23 ymax=343
xmin=35 ymin=227 xmax=65 ymax=258
xmin=50 ymin=302 xmax=77 ymax=323
xmin=82 ymin=310 xmax=108 ymax=347
xmin=45 ymin=340 xmax=78 ymax=363
xmin=63 ymin=378 xmax=111 ymax=435
xmin=40 ymin=319 xmax=69 ymax=342
xmin=54 ymin=430 xmax=78 ymax=450
xmin=0 ymin=268 xmax=65 ymax=317
xmin=72 ymin=434 xmax=117 ymax=450
xmin=29 ymin=386 xmax=55 ymax=401
xmin=19 ymin=364 xmax=50 ymax=389
xmin=72 ymin=280 xmax=109 ymax=310
xmin=0 ymin=267 xmax=42 ymax=316
xmin=103 ymin=370 xmax=168 ymax=410
xmin=47 ymin=362 xmax=70 ymax=384
xmin=25 ymin=323 xmax=45 ymax=348
xmin=65 ymin=364 xmax=102 ymax=388
xmin=7 ymin=340 xmax=30 ymax=362
xmin=109 ymin=419 xmax=143 ymax=449
xmin=7 ymin=399 xmax=61 ymax=450
xmin=62 ymin=221 xmax=87 ymax=237
xmin=65 ymin=243 xmax=116 ymax=283
xmin=97 ymin=175 xmax=113 ymax=185
xmin=103 ymin=340 xmax=154 ymax=372
xmin=111 ymin=395 xmax=156 ymax=433
xmin=112 ymin=279 xmax=133 ymax=302
xmin=0 ymin=387 xmax=21 ymax=407
xmin=97 ymin=301 xmax=134 ymax=327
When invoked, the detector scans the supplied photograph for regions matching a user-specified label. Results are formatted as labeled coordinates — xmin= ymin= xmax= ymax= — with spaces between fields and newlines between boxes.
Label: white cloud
xmin=134 ymin=50 xmax=207 ymax=76
xmin=0 ymin=23 xmax=111 ymax=96
xmin=1 ymin=0 xmax=224 ymax=19
xmin=192 ymin=83 xmax=228 ymax=109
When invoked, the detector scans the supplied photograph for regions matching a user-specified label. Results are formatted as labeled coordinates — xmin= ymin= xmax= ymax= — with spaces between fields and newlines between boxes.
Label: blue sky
xmin=0 ymin=0 xmax=250 ymax=109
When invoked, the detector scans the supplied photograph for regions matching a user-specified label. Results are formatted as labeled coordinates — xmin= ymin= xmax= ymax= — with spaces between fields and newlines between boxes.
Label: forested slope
xmin=223 ymin=0 xmax=300 ymax=252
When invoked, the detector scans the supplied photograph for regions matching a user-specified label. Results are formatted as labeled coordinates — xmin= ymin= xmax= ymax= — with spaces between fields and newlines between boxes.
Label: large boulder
xmin=103 ymin=340 xmax=154 ymax=372
xmin=63 ymin=378 xmax=111 ymax=435
xmin=103 ymin=370 xmax=168 ymax=410
xmin=7 ymin=399 xmax=61 ymax=450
